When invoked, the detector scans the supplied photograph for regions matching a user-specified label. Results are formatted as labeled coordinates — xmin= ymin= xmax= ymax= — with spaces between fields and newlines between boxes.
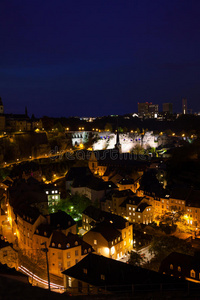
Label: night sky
xmin=1 ymin=0 xmax=200 ymax=117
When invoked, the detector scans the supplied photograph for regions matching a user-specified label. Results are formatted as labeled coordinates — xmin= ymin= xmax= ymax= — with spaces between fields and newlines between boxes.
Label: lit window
xmin=170 ymin=264 xmax=173 ymax=270
xmin=52 ymin=243 xmax=55 ymax=247
xmin=83 ymin=268 xmax=87 ymax=274
xmin=75 ymin=241 xmax=78 ymax=246
xmin=178 ymin=266 xmax=181 ymax=272
xmin=138 ymin=208 xmax=140 ymax=212
xmin=67 ymin=252 xmax=71 ymax=258
xmin=132 ymin=208 xmax=135 ymax=211
xmin=94 ymin=240 xmax=97 ymax=245
xmin=68 ymin=277 xmax=72 ymax=287
xmin=58 ymin=243 xmax=61 ymax=248
xmin=101 ymin=274 xmax=105 ymax=280
xmin=190 ymin=270 xmax=195 ymax=278
xmin=46 ymin=191 xmax=49 ymax=195
xmin=138 ymin=215 xmax=141 ymax=218
xmin=52 ymin=191 xmax=54 ymax=194
xmin=129 ymin=207 xmax=131 ymax=210
xmin=66 ymin=243 xmax=70 ymax=248
xmin=55 ymin=190 xmax=58 ymax=194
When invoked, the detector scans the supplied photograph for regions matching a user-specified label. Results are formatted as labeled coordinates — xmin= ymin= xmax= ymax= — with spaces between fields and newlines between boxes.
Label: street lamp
xmin=41 ymin=242 xmax=50 ymax=290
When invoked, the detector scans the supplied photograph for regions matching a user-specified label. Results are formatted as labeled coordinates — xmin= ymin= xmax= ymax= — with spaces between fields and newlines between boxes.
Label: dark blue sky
xmin=1 ymin=0 xmax=200 ymax=117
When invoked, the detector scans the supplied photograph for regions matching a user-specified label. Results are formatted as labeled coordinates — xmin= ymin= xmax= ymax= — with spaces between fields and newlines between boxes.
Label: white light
xmin=19 ymin=266 xmax=64 ymax=290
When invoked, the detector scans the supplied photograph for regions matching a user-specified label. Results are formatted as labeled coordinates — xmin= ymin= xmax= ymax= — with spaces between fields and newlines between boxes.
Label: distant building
xmin=0 ymin=97 xmax=4 ymax=114
xmin=0 ymin=97 xmax=5 ymax=131
xmin=182 ymin=98 xmax=187 ymax=114
xmin=163 ymin=103 xmax=173 ymax=114
xmin=138 ymin=102 xmax=159 ymax=118
xmin=148 ymin=104 xmax=159 ymax=118
xmin=138 ymin=102 xmax=149 ymax=117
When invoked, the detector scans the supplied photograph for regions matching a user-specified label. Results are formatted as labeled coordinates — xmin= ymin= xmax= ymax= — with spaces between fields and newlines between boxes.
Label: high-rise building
xmin=0 ymin=97 xmax=5 ymax=131
xmin=138 ymin=102 xmax=149 ymax=117
xmin=0 ymin=97 xmax=4 ymax=114
xmin=148 ymin=104 xmax=159 ymax=118
xmin=182 ymin=98 xmax=187 ymax=114
xmin=163 ymin=103 xmax=173 ymax=114
xmin=138 ymin=102 xmax=159 ymax=118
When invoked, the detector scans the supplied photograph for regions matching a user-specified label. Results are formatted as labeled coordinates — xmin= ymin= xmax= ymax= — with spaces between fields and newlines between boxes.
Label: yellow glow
xmin=35 ymin=128 xmax=40 ymax=132
xmin=111 ymin=246 xmax=115 ymax=255
xmin=79 ymin=143 xmax=84 ymax=149
xmin=104 ymin=247 xmax=109 ymax=256
xmin=182 ymin=133 xmax=185 ymax=137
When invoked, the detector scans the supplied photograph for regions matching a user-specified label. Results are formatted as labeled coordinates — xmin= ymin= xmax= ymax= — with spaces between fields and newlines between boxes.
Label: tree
xmin=123 ymin=127 xmax=128 ymax=133
xmin=128 ymin=251 xmax=144 ymax=266
xmin=136 ymin=128 xmax=140 ymax=134
xmin=51 ymin=193 xmax=91 ymax=220
xmin=149 ymin=236 xmax=194 ymax=259
xmin=104 ymin=123 xmax=113 ymax=132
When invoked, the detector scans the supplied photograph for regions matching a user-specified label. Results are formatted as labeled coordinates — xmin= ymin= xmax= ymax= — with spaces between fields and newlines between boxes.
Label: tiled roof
xmin=120 ymin=196 xmax=143 ymax=208
xmin=136 ymin=202 xmax=151 ymax=213
xmin=50 ymin=231 xmax=93 ymax=253
xmin=65 ymin=167 xmax=92 ymax=181
xmin=34 ymin=224 xmax=54 ymax=238
xmin=48 ymin=210 xmax=76 ymax=229
xmin=63 ymin=253 xmax=182 ymax=289
xmin=83 ymin=205 xmax=128 ymax=230
xmin=87 ymin=221 xmax=121 ymax=242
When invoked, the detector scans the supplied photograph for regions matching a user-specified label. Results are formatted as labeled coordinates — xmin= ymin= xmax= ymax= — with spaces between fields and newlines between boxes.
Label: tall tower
xmin=182 ymin=98 xmax=187 ymax=114
xmin=0 ymin=97 xmax=4 ymax=114
xmin=163 ymin=103 xmax=173 ymax=114
xmin=115 ymin=128 xmax=122 ymax=153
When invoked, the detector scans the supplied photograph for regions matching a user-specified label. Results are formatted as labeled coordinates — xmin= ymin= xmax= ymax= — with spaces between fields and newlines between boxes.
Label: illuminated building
xmin=138 ymin=102 xmax=159 ymax=118
xmin=83 ymin=220 xmax=133 ymax=260
xmin=163 ymin=103 xmax=173 ymax=114
xmin=182 ymin=98 xmax=187 ymax=114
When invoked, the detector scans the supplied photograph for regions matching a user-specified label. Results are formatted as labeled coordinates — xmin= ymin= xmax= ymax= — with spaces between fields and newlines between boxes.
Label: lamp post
xmin=41 ymin=241 xmax=50 ymax=290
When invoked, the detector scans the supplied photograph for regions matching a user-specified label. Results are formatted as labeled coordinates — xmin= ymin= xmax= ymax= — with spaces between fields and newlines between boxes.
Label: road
xmin=118 ymin=245 xmax=154 ymax=265
xmin=138 ymin=245 xmax=154 ymax=264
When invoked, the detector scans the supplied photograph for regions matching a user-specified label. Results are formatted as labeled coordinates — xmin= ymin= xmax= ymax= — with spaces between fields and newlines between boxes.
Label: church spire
xmin=0 ymin=97 xmax=4 ymax=114
xmin=115 ymin=124 xmax=122 ymax=153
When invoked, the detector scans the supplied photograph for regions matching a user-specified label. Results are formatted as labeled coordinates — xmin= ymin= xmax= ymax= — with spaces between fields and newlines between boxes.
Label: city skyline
xmin=1 ymin=0 xmax=200 ymax=117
